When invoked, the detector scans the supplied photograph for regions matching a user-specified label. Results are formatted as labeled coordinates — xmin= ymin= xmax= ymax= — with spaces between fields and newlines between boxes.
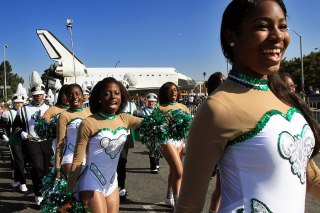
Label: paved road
xmin=0 ymin=141 xmax=319 ymax=213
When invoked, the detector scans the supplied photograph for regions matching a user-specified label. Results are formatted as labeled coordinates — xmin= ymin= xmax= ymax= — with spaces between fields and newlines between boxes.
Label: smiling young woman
xmin=55 ymin=84 xmax=91 ymax=178
xmin=60 ymin=77 xmax=141 ymax=213
xmin=175 ymin=1 xmax=320 ymax=212
xmin=158 ymin=82 xmax=191 ymax=207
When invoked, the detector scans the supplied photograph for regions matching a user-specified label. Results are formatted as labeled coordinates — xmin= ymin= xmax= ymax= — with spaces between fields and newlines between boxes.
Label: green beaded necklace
xmin=228 ymin=71 xmax=270 ymax=91
xmin=70 ymin=108 xmax=83 ymax=112
xmin=169 ymin=101 xmax=177 ymax=105
xmin=98 ymin=111 xmax=116 ymax=120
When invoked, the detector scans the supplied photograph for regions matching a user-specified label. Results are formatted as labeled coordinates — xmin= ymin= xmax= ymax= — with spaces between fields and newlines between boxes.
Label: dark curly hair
xmin=158 ymin=82 xmax=180 ymax=105
xmin=89 ymin=77 xmax=129 ymax=114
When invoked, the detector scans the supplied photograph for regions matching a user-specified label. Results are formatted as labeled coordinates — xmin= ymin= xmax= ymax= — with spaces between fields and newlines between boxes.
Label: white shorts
xmin=162 ymin=139 xmax=184 ymax=148
xmin=76 ymin=165 xmax=118 ymax=197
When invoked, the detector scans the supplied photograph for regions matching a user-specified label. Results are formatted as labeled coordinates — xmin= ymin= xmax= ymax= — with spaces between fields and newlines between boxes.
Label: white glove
xmin=2 ymin=134 xmax=9 ymax=143
xmin=21 ymin=131 xmax=29 ymax=140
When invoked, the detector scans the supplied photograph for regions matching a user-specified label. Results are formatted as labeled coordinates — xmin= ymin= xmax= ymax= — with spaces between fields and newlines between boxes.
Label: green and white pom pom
xmin=40 ymin=173 xmax=85 ymax=212
xmin=138 ymin=108 xmax=169 ymax=158
xmin=34 ymin=117 xmax=58 ymax=140
xmin=168 ymin=109 xmax=192 ymax=141
xmin=138 ymin=108 xmax=192 ymax=158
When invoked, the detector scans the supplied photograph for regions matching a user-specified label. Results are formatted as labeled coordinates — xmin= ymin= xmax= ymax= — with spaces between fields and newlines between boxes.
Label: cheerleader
xmin=42 ymin=84 xmax=69 ymax=163
xmin=55 ymin=84 xmax=91 ymax=178
xmin=175 ymin=1 xmax=320 ymax=212
xmin=60 ymin=77 xmax=141 ymax=213
xmin=158 ymin=82 xmax=190 ymax=207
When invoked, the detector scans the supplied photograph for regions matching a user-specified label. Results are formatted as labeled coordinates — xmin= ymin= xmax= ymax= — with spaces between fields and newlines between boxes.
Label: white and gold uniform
xmin=67 ymin=112 xmax=141 ymax=196
xmin=55 ymin=108 xmax=91 ymax=168
xmin=43 ymin=105 xmax=68 ymax=158
xmin=175 ymin=73 xmax=319 ymax=213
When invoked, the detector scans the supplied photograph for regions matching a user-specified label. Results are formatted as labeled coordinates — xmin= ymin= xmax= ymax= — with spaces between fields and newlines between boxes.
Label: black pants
xmin=10 ymin=142 xmax=28 ymax=184
xmin=117 ymin=143 xmax=129 ymax=189
xmin=25 ymin=140 xmax=52 ymax=196
xmin=149 ymin=155 xmax=160 ymax=170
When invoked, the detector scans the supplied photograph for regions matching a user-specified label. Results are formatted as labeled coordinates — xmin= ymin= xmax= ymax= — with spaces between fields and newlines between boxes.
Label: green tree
xmin=41 ymin=64 xmax=62 ymax=91
xmin=41 ymin=67 xmax=51 ymax=90
xmin=0 ymin=60 xmax=24 ymax=102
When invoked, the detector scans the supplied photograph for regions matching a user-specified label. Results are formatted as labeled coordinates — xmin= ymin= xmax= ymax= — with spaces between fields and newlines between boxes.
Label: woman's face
xmin=231 ymin=0 xmax=290 ymax=78
xmin=283 ymin=76 xmax=296 ymax=93
xmin=67 ymin=86 xmax=83 ymax=109
xmin=100 ymin=83 xmax=121 ymax=114
xmin=168 ymin=85 xmax=178 ymax=102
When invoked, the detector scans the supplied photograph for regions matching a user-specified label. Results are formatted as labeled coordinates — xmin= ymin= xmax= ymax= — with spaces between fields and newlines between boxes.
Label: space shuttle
xmin=36 ymin=29 xmax=197 ymax=93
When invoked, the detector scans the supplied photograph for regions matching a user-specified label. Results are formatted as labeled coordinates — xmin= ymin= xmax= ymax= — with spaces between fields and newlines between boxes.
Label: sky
xmin=1 ymin=0 xmax=320 ymax=89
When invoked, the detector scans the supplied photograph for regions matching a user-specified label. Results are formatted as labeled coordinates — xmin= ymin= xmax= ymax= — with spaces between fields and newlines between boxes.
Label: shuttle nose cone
xmin=178 ymin=78 xmax=197 ymax=90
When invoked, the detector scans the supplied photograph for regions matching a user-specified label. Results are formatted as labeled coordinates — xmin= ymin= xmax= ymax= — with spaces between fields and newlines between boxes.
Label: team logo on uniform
xmin=100 ymin=134 xmax=127 ymax=159
xmin=277 ymin=124 xmax=314 ymax=184
xmin=250 ymin=198 xmax=272 ymax=213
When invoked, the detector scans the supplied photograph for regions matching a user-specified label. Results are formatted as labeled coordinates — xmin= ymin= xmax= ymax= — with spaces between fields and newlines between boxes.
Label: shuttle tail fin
xmin=36 ymin=29 xmax=86 ymax=77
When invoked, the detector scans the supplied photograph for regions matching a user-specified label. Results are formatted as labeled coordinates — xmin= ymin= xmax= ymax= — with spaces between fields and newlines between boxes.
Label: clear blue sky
xmin=1 ymin=0 xmax=320 ymax=89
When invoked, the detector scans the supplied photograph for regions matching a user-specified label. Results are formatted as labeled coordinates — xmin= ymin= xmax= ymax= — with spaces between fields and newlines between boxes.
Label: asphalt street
xmin=0 ymin=141 xmax=319 ymax=213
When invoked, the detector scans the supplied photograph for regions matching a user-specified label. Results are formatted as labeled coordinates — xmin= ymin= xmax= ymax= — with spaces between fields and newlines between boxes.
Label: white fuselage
xmin=36 ymin=29 xmax=197 ymax=92
xmin=62 ymin=67 xmax=196 ymax=91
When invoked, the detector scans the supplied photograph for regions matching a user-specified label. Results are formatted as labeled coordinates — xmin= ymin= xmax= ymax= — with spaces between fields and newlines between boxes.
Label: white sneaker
xmin=165 ymin=197 xmax=175 ymax=207
xmin=19 ymin=184 xmax=28 ymax=192
xmin=35 ymin=196 xmax=43 ymax=205
xmin=12 ymin=181 xmax=20 ymax=188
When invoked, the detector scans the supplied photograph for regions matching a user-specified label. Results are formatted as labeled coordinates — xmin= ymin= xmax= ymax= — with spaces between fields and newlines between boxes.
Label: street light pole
xmin=203 ymin=72 xmax=206 ymax=96
xmin=115 ymin=60 xmax=120 ymax=68
xmin=66 ymin=19 xmax=76 ymax=83
xmin=3 ymin=44 xmax=8 ymax=101
xmin=289 ymin=28 xmax=304 ymax=93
